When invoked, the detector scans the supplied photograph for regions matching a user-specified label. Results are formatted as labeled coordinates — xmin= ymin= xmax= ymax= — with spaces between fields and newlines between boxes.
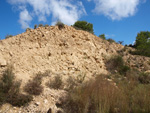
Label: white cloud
xmin=50 ymin=0 xmax=86 ymax=25
xmin=19 ymin=9 xmax=32 ymax=29
xmin=92 ymin=0 xmax=141 ymax=20
xmin=105 ymin=34 xmax=115 ymax=38
xmin=7 ymin=0 xmax=86 ymax=29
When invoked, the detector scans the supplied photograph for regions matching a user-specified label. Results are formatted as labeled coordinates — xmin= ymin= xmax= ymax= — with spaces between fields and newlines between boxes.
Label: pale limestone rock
xmin=0 ymin=57 xmax=7 ymax=66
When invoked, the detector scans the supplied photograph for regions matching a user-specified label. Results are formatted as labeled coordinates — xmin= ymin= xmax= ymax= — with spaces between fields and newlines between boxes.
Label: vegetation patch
xmin=24 ymin=73 xmax=43 ymax=96
xmin=44 ymin=24 xmax=49 ymax=27
xmin=107 ymin=38 xmax=116 ymax=43
xmin=138 ymin=72 xmax=150 ymax=84
xmin=62 ymin=73 xmax=150 ymax=113
xmin=63 ymin=75 xmax=125 ymax=113
xmin=0 ymin=66 xmax=32 ymax=107
xmin=5 ymin=35 xmax=13 ymax=39
xmin=99 ymin=34 xmax=106 ymax=40
xmin=66 ymin=73 xmax=86 ymax=91
xmin=130 ymin=31 xmax=150 ymax=57
xmin=105 ymin=55 xmax=130 ymax=75
xmin=56 ymin=21 xmax=65 ymax=30
xmin=46 ymin=75 xmax=63 ymax=90
xmin=26 ymin=28 xmax=31 ymax=32
xmin=38 ymin=24 xmax=43 ymax=27
xmin=34 ymin=24 xmax=37 ymax=29
xmin=73 ymin=21 xmax=94 ymax=34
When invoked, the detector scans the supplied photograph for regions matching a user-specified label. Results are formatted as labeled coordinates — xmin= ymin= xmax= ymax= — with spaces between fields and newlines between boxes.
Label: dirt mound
xmin=0 ymin=25 xmax=124 ymax=81
xmin=0 ymin=25 xmax=149 ymax=112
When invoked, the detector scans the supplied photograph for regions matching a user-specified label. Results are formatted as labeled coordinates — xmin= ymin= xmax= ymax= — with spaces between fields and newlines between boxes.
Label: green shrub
xmin=24 ymin=73 xmax=43 ymax=95
xmin=119 ymin=65 xmax=130 ymax=75
xmin=66 ymin=74 xmax=85 ymax=91
xmin=99 ymin=34 xmax=106 ymax=40
xmin=107 ymin=38 xmax=116 ymax=43
xmin=47 ymin=75 xmax=63 ymax=89
xmin=24 ymin=80 xmax=43 ymax=96
xmin=34 ymin=24 xmax=37 ymax=29
xmin=38 ymin=24 xmax=43 ymax=27
xmin=138 ymin=73 xmax=150 ymax=84
xmin=118 ymin=41 xmax=124 ymax=45
xmin=106 ymin=55 xmax=130 ymax=75
xmin=0 ymin=66 xmax=15 ymax=93
xmin=26 ymin=28 xmax=31 ymax=32
xmin=73 ymin=21 xmax=94 ymax=34
xmin=106 ymin=56 xmax=124 ymax=72
xmin=56 ymin=21 xmax=64 ymax=30
xmin=5 ymin=35 xmax=13 ymax=39
xmin=0 ymin=92 xmax=6 ymax=106
xmin=76 ymin=73 xmax=85 ymax=84
xmin=130 ymin=31 xmax=150 ymax=57
xmin=130 ymin=50 xmax=150 ymax=57
xmin=7 ymin=93 xmax=33 ymax=107
xmin=7 ymin=80 xmax=33 ymax=107
xmin=66 ymin=76 xmax=77 ymax=91
xmin=44 ymin=24 xmax=49 ymax=27
xmin=0 ymin=66 xmax=32 ymax=107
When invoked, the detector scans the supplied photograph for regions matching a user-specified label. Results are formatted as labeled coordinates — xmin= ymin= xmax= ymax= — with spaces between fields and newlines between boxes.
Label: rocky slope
xmin=0 ymin=25 xmax=150 ymax=113
xmin=0 ymin=25 xmax=125 ymax=81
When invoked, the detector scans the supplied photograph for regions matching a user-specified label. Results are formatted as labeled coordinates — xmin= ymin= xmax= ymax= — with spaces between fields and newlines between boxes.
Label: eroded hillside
xmin=0 ymin=25 xmax=125 ymax=81
xmin=0 ymin=25 xmax=150 ymax=113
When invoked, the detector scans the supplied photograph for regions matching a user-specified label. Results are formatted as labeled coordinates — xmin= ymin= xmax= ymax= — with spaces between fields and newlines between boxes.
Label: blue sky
xmin=0 ymin=0 xmax=150 ymax=44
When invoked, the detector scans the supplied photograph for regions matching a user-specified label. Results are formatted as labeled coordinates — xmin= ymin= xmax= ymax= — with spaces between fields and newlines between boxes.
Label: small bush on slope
xmin=5 ymin=35 xmax=13 ymax=39
xmin=56 ymin=21 xmax=64 ymax=30
xmin=73 ymin=21 xmax=94 ymax=34
xmin=34 ymin=24 xmax=37 ymax=29
xmin=24 ymin=72 xmax=43 ymax=96
xmin=65 ymin=74 xmax=86 ymax=91
xmin=26 ymin=28 xmax=31 ymax=32
xmin=44 ymin=24 xmax=49 ymax=27
xmin=0 ymin=66 xmax=32 ymax=107
xmin=99 ymin=34 xmax=106 ymax=40
xmin=105 ymin=55 xmax=130 ymax=75
xmin=138 ymin=72 xmax=150 ymax=84
xmin=38 ymin=24 xmax=43 ymax=27
xmin=46 ymin=75 xmax=63 ymax=90
xmin=107 ymin=38 xmax=116 ymax=43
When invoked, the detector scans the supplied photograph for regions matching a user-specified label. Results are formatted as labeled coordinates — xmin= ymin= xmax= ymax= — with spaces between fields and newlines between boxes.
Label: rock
xmin=35 ymin=102 xmax=40 ymax=106
xmin=44 ymin=99 xmax=48 ymax=104
xmin=145 ymin=70 xmax=150 ymax=74
xmin=0 ymin=58 xmax=7 ymax=67
xmin=13 ymin=107 xmax=17 ymax=110
xmin=107 ymin=79 xmax=112 ymax=82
